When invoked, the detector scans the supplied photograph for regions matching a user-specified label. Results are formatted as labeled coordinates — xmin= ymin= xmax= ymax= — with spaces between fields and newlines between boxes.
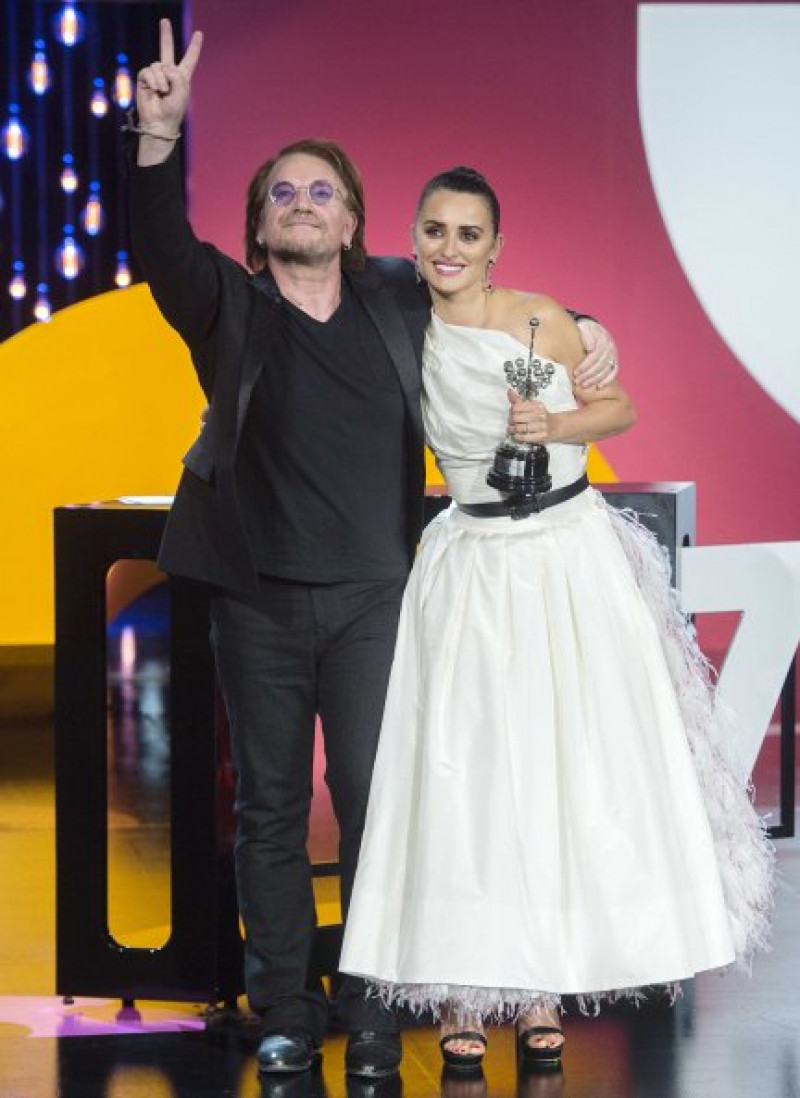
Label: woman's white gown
xmin=340 ymin=313 xmax=773 ymax=1018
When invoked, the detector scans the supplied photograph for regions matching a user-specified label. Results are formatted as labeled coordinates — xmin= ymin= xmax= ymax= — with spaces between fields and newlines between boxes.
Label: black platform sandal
xmin=439 ymin=1028 xmax=488 ymax=1074
xmin=516 ymin=1024 xmax=564 ymax=1070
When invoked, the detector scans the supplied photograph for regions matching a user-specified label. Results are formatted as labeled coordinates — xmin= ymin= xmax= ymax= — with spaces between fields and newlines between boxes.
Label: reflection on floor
xmin=0 ymin=648 xmax=798 ymax=1097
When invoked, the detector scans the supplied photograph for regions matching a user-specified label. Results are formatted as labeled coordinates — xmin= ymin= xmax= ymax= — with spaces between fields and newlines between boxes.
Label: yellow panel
xmin=587 ymin=443 xmax=618 ymax=484
xmin=0 ymin=286 xmax=204 ymax=645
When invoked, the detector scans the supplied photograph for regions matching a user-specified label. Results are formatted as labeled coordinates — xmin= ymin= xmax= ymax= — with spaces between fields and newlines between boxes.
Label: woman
xmin=339 ymin=167 xmax=773 ymax=1072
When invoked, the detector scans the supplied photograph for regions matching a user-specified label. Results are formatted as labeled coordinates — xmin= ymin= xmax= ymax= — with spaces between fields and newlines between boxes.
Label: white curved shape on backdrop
xmin=637 ymin=3 xmax=800 ymax=423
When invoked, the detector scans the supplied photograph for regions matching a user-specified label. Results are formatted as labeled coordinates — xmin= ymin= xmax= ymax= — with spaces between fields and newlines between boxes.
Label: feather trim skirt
xmin=339 ymin=489 xmax=773 ymax=1020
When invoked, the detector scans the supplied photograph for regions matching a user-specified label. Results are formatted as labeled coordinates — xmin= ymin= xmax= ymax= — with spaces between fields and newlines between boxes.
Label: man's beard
xmin=270 ymin=241 xmax=339 ymax=267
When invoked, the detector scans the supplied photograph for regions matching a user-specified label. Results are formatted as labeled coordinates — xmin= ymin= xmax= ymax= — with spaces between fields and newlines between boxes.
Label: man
xmin=129 ymin=20 xmax=618 ymax=1079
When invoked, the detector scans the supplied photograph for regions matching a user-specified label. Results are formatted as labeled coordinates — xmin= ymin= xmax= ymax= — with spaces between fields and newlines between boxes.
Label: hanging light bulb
xmin=82 ymin=183 xmax=104 ymax=235
xmin=34 ymin=284 xmax=52 ymax=322
xmin=60 ymin=153 xmax=78 ymax=193
xmin=114 ymin=250 xmax=132 ymax=288
xmin=28 ymin=41 xmax=52 ymax=95
xmin=9 ymin=262 xmax=27 ymax=300
xmin=55 ymin=227 xmax=85 ymax=280
xmin=2 ymin=107 xmax=29 ymax=161
xmin=114 ymin=54 xmax=133 ymax=109
xmin=90 ymin=78 xmax=109 ymax=118
xmin=54 ymin=4 xmax=85 ymax=47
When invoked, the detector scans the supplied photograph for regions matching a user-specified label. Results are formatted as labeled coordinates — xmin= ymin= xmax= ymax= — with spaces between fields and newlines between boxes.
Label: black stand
xmin=54 ymin=504 xmax=242 ymax=1006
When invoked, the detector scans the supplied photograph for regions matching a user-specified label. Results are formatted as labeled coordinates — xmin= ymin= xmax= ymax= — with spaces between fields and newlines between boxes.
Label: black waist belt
xmin=458 ymin=474 xmax=590 ymax=520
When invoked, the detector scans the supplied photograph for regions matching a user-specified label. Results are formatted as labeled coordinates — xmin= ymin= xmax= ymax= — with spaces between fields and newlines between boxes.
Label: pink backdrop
xmin=187 ymin=0 xmax=798 ymax=547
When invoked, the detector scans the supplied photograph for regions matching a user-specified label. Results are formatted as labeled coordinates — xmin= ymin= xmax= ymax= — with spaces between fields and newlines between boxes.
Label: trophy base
xmin=486 ymin=443 xmax=552 ymax=496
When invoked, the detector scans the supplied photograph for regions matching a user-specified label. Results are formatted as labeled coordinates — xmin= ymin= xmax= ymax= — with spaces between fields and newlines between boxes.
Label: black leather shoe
xmin=347 ymin=1073 xmax=403 ymax=1098
xmin=257 ymin=1029 xmax=321 ymax=1074
xmin=261 ymin=1070 xmax=326 ymax=1098
xmin=261 ymin=1069 xmax=327 ymax=1098
xmin=345 ymin=1031 xmax=402 ymax=1078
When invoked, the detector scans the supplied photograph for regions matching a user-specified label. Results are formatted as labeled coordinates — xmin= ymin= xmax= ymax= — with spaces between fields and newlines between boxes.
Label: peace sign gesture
xmin=136 ymin=19 xmax=203 ymax=138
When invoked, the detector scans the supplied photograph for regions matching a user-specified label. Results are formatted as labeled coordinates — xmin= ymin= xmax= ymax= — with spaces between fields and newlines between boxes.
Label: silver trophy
xmin=486 ymin=318 xmax=555 ymax=497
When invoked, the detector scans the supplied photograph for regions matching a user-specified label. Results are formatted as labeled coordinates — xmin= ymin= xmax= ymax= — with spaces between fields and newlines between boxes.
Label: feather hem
xmin=604 ymin=501 xmax=775 ymax=970
xmin=367 ymin=979 xmax=680 ymax=1022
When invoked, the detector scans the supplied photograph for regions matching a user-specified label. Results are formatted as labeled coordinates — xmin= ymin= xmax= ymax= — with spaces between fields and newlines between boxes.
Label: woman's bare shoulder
xmin=499 ymin=288 xmax=564 ymax=316
xmin=491 ymin=288 xmax=576 ymax=356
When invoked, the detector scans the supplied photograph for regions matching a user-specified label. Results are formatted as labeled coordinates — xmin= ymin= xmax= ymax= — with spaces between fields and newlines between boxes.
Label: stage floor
xmin=0 ymin=712 xmax=797 ymax=1098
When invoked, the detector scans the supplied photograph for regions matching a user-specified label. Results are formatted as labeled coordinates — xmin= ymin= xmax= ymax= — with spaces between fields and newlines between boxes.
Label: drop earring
xmin=412 ymin=254 xmax=425 ymax=285
xmin=485 ymin=258 xmax=496 ymax=292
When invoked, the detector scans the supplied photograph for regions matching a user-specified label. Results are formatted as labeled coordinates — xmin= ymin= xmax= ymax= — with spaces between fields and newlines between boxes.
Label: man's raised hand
xmin=136 ymin=19 xmax=203 ymax=137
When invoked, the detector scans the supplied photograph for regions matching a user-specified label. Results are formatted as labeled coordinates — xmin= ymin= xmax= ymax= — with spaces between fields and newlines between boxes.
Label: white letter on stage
xmin=680 ymin=543 xmax=800 ymax=778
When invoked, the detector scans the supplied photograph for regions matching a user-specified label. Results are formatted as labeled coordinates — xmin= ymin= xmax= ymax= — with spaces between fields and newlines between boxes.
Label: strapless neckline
xmin=429 ymin=310 xmax=569 ymax=371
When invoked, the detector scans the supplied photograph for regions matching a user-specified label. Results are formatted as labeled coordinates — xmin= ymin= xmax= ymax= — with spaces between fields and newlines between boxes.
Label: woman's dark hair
xmin=245 ymin=138 xmax=366 ymax=272
xmin=416 ymin=166 xmax=501 ymax=234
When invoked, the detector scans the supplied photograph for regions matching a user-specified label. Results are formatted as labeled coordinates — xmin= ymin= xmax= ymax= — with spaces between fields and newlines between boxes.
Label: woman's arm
xmin=506 ymin=297 xmax=636 ymax=445
xmin=508 ymin=378 xmax=636 ymax=445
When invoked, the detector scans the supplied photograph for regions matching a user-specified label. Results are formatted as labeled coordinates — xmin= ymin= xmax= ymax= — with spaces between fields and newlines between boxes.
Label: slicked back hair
xmin=416 ymin=165 xmax=501 ymax=235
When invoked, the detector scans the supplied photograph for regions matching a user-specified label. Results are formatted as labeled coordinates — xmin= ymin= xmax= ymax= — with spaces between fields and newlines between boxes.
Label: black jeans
xmin=209 ymin=576 xmax=406 ymax=1042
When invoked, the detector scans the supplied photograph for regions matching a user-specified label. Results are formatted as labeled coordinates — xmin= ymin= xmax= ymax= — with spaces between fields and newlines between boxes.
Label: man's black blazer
xmin=129 ymin=150 xmax=430 ymax=594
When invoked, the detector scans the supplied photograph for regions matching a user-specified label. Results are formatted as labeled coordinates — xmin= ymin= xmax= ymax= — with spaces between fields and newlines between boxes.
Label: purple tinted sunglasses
xmin=267 ymin=179 xmax=346 ymax=207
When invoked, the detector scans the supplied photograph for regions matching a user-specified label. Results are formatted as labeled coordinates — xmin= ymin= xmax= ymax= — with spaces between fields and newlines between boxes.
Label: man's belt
xmin=457 ymin=474 xmax=590 ymax=521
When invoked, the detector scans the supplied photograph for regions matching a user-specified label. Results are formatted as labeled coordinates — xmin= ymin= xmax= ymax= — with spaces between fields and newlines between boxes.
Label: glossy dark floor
xmin=1 ymin=708 xmax=798 ymax=1098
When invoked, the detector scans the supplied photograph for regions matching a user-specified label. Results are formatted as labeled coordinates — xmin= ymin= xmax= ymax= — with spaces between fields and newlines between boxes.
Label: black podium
xmin=54 ymin=503 xmax=245 ymax=1006
xmin=54 ymin=484 xmax=696 ymax=1005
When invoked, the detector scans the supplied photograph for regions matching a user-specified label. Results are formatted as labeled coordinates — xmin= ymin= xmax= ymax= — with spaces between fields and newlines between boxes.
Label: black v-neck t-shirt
xmin=236 ymin=280 xmax=408 ymax=581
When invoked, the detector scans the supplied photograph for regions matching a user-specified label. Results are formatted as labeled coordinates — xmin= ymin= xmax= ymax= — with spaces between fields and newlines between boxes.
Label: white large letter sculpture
xmin=680 ymin=543 xmax=800 ymax=779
